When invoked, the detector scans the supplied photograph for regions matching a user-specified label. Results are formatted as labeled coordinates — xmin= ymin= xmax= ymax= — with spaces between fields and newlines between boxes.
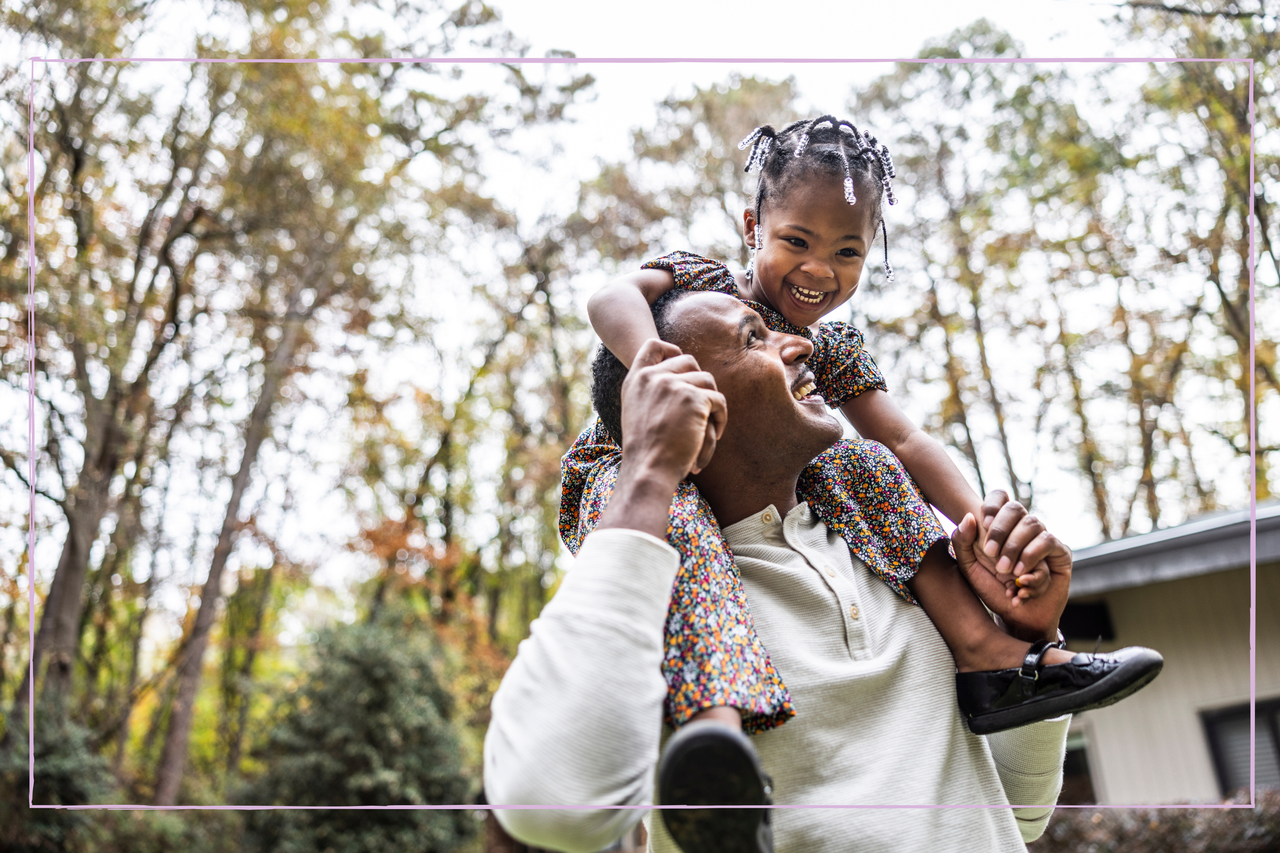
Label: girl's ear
xmin=742 ymin=208 xmax=758 ymax=248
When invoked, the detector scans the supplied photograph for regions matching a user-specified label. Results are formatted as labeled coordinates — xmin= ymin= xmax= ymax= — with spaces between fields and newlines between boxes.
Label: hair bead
xmin=881 ymin=219 xmax=894 ymax=281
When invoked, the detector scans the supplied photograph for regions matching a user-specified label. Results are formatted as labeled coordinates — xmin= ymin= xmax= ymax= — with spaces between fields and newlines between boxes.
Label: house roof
xmin=1069 ymin=502 xmax=1280 ymax=598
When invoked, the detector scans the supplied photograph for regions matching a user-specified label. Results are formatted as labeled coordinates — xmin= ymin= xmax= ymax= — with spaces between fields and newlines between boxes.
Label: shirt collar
xmin=722 ymin=501 xmax=814 ymax=548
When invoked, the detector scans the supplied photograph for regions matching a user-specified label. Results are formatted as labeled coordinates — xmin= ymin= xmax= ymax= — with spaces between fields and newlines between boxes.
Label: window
xmin=1202 ymin=697 xmax=1280 ymax=797
xmin=1059 ymin=600 xmax=1115 ymax=643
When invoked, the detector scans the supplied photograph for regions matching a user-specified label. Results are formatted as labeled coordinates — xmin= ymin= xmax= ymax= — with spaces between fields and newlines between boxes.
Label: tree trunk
xmin=926 ymin=278 xmax=986 ymax=495
xmin=965 ymin=281 xmax=1025 ymax=504
xmin=15 ymin=460 xmax=114 ymax=711
xmin=1054 ymin=296 xmax=1114 ymax=541
xmin=152 ymin=307 xmax=303 ymax=805
xmin=224 ymin=564 xmax=274 ymax=778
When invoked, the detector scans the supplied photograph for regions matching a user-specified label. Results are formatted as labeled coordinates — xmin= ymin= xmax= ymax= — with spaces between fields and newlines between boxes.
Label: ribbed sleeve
xmin=483 ymin=529 xmax=678 ymax=852
xmin=987 ymin=716 xmax=1071 ymax=841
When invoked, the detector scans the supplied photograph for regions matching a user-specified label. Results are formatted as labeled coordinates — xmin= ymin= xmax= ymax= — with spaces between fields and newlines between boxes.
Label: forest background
xmin=0 ymin=0 xmax=1276 ymax=851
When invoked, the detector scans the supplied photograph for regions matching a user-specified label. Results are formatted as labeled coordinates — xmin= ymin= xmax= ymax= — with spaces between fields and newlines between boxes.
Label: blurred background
xmin=0 ymin=0 xmax=1276 ymax=851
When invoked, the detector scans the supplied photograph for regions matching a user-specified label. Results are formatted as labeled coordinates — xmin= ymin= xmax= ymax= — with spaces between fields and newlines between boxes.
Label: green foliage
xmin=87 ymin=809 xmax=246 ymax=853
xmin=236 ymin=612 xmax=477 ymax=852
xmin=0 ymin=711 xmax=112 ymax=853
xmin=1030 ymin=791 xmax=1280 ymax=852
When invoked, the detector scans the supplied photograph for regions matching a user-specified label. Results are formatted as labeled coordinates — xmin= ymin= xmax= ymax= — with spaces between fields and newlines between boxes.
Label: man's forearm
xmin=483 ymin=529 xmax=678 ymax=852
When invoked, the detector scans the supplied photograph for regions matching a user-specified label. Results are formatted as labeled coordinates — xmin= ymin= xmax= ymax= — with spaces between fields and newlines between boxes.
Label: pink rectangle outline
xmin=23 ymin=54 xmax=1258 ymax=815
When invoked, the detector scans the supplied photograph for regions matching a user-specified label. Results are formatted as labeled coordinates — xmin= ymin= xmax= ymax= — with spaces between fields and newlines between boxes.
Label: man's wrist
xmin=596 ymin=461 xmax=682 ymax=541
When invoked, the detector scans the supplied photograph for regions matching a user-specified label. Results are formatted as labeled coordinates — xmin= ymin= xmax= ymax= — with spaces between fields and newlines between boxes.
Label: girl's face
xmin=741 ymin=173 xmax=879 ymax=328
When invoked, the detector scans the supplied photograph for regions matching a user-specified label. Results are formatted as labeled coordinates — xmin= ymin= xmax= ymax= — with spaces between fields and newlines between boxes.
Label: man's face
xmin=665 ymin=292 xmax=844 ymax=477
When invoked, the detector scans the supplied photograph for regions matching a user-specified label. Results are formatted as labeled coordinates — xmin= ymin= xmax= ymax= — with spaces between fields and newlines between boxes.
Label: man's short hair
xmin=591 ymin=287 xmax=694 ymax=445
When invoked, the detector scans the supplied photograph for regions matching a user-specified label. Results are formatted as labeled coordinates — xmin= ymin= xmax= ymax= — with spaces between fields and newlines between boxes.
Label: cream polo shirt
xmin=485 ymin=503 xmax=1068 ymax=853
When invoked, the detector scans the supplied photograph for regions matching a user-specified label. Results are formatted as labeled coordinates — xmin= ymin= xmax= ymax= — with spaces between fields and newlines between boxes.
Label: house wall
xmin=1069 ymin=561 xmax=1279 ymax=805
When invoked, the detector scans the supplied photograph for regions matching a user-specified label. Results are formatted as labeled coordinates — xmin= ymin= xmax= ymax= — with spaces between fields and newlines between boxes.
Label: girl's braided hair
xmin=739 ymin=115 xmax=898 ymax=280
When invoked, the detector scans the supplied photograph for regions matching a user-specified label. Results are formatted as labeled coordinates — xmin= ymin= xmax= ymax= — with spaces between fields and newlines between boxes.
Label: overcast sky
xmin=482 ymin=0 xmax=1162 ymax=216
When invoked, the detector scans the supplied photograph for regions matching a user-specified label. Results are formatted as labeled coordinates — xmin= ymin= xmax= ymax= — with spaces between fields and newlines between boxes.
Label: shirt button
xmin=823 ymin=565 xmax=835 ymax=578
xmin=848 ymin=604 xmax=860 ymax=620
xmin=762 ymin=512 xmax=773 ymax=523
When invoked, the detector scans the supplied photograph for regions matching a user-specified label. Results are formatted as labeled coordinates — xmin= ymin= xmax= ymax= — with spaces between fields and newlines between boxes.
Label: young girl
xmin=559 ymin=116 xmax=1161 ymax=838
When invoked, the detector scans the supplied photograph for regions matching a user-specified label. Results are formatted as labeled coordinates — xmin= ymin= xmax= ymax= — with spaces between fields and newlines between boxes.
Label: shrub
xmin=236 ymin=612 xmax=478 ymax=853
xmin=1030 ymin=791 xmax=1280 ymax=853
xmin=0 ymin=709 xmax=113 ymax=853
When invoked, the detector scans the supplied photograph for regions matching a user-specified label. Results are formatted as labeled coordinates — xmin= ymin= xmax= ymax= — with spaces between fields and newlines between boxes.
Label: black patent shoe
xmin=956 ymin=640 xmax=1164 ymax=736
xmin=658 ymin=720 xmax=774 ymax=853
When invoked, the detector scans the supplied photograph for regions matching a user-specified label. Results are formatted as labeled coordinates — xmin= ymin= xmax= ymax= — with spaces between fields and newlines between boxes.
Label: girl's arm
xmin=842 ymin=392 xmax=1050 ymax=600
xmin=841 ymin=388 xmax=987 ymax=539
xmin=586 ymin=269 xmax=678 ymax=369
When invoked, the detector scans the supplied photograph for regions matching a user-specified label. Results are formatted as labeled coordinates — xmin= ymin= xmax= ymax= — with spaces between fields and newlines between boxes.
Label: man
xmin=484 ymin=290 xmax=1076 ymax=852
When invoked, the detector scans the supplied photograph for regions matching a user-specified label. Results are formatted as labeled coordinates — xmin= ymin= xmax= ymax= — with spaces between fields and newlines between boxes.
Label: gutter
xmin=1068 ymin=502 xmax=1280 ymax=598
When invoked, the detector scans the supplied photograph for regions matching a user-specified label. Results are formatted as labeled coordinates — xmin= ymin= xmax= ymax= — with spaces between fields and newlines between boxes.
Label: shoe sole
xmin=967 ymin=648 xmax=1164 ymax=736
xmin=659 ymin=722 xmax=773 ymax=853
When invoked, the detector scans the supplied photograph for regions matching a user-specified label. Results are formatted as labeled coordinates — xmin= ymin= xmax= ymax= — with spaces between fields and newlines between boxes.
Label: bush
xmin=1030 ymin=791 xmax=1280 ymax=852
xmin=0 ymin=709 xmax=113 ymax=853
xmin=236 ymin=612 xmax=478 ymax=853
xmin=86 ymin=809 xmax=246 ymax=853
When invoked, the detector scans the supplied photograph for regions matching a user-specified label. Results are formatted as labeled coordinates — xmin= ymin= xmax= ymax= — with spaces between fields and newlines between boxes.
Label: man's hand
xmin=953 ymin=509 xmax=1072 ymax=644
xmin=596 ymin=338 xmax=727 ymax=540
xmin=978 ymin=491 xmax=1056 ymax=600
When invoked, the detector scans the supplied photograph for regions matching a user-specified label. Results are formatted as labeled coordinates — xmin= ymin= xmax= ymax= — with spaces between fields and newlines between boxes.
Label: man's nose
xmin=779 ymin=333 xmax=813 ymax=363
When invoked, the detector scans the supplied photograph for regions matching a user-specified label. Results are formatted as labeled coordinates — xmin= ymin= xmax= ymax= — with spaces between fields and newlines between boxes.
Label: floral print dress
xmin=559 ymin=252 xmax=947 ymax=734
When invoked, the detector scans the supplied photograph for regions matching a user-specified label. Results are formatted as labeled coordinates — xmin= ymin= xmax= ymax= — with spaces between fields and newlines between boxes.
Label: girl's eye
xmin=838 ymin=248 xmax=861 ymax=258
xmin=785 ymin=237 xmax=807 ymax=248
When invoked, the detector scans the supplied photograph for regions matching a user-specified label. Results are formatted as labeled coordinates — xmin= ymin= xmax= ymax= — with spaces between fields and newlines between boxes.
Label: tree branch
xmin=1125 ymin=1 xmax=1272 ymax=19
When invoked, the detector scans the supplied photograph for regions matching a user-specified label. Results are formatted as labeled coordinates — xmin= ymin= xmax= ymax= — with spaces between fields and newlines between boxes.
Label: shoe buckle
xmin=1018 ymin=639 xmax=1054 ymax=690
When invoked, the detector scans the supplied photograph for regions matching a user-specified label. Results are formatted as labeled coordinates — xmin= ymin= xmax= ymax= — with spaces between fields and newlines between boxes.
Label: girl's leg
xmin=662 ymin=480 xmax=793 ymax=734
xmin=564 ymin=439 xmax=790 ymax=734
xmin=797 ymin=439 xmax=1073 ymax=671
xmin=908 ymin=540 xmax=1074 ymax=671
xmin=689 ymin=705 xmax=743 ymax=730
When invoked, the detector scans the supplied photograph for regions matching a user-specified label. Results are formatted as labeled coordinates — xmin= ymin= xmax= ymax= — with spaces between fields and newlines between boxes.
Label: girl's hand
xmin=1003 ymin=561 xmax=1051 ymax=604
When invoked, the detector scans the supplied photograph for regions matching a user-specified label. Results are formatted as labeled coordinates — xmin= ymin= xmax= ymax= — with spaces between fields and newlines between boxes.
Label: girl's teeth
xmin=789 ymin=284 xmax=825 ymax=305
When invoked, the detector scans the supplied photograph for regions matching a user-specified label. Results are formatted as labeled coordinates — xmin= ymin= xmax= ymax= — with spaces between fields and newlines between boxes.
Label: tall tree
xmin=1120 ymin=1 xmax=1278 ymax=499
xmin=854 ymin=19 xmax=1264 ymax=537
xmin=1 ymin=0 xmax=590 ymax=805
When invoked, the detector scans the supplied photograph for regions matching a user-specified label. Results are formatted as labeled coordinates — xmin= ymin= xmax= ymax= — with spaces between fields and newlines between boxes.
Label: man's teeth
xmin=789 ymin=284 xmax=826 ymax=304
xmin=792 ymin=381 xmax=817 ymax=401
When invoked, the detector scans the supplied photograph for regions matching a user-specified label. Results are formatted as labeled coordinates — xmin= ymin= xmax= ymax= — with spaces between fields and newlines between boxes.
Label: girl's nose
xmin=800 ymin=256 xmax=835 ymax=280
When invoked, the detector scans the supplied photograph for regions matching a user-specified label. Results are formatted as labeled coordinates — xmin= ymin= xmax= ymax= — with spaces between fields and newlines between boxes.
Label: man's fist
xmin=618 ymin=338 xmax=727 ymax=483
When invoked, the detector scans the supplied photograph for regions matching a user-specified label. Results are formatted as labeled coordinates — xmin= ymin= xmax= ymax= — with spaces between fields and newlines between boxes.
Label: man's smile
xmin=791 ymin=371 xmax=822 ymax=403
